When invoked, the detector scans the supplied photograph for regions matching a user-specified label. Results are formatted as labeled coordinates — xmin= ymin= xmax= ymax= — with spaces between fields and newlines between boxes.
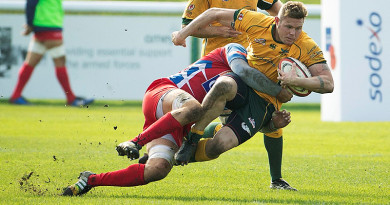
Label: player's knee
xmin=185 ymin=101 xmax=203 ymax=122
xmin=212 ymin=77 xmax=237 ymax=99
xmin=145 ymin=161 xmax=171 ymax=182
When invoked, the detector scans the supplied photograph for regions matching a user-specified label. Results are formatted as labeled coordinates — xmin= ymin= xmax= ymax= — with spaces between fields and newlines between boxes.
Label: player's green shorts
xmin=224 ymin=73 xmax=276 ymax=144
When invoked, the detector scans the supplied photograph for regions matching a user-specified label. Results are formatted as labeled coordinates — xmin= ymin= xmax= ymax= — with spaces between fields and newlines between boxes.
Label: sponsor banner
xmin=321 ymin=0 xmax=390 ymax=121
xmin=0 ymin=13 xmax=321 ymax=102
xmin=0 ymin=14 xmax=189 ymax=100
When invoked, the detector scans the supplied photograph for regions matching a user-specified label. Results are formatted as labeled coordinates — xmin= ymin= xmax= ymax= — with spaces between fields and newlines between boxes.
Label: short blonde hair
xmin=278 ymin=1 xmax=308 ymax=20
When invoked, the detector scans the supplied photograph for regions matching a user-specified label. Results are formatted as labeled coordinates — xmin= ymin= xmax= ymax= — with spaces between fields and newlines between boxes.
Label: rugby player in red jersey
xmin=62 ymin=43 xmax=292 ymax=196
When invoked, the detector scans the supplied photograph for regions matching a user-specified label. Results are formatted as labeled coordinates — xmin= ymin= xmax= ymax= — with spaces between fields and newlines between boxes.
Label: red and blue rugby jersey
xmin=168 ymin=43 xmax=247 ymax=103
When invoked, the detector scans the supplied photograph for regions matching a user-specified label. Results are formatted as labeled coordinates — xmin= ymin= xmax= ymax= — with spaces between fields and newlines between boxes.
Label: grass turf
xmin=0 ymin=100 xmax=389 ymax=204
xmin=69 ymin=0 xmax=321 ymax=4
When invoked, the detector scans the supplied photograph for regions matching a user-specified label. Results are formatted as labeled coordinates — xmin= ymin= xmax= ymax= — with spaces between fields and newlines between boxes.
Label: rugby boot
xmin=70 ymin=97 xmax=94 ymax=107
xmin=10 ymin=96 xmax=31 ymax=105
xmin=62 ymin=171 xmax=95 ymax=196
xmin=270 ymin=178 xmax=297 ymax=191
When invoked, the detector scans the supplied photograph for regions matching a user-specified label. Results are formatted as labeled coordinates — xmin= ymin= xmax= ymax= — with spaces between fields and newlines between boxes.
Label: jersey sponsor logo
xmin=169 ymin=60 xmax=213 ymax=94
xmin=188 ymin=4 xmax=195 ymax=11
xmin=248 ymin=117 xmax=255 ymax=129
xmin=254 ymin=38 xmax=266 ymax=45
xmin=279 ymin=48 xmax=289 ymax=56
xmin=201 ymin=74 xmax=220 ymax=93
xmin=357 ymin=12 xmax=383 ymax=102
xmin=241 ymin=122 xmax=251 ymax=135
xmin=269 ymin=43 xmax=277 ymax=50
xmin=252 ymin=55 xmax=277 ymax=68
xmin=238 ymin=13 xmax=244 ymax=21
xmin=186 ymin=11 xmax=193 ymax=17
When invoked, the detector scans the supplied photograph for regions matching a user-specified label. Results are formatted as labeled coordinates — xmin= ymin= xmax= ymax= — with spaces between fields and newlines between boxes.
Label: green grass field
xmin=0 ymin=100 xmax=389 ymax=204
xmin=76 ymin=0 xmax=321 ymax=4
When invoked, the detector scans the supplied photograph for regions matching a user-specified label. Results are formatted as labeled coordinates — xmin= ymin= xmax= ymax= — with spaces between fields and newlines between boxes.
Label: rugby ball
xmin=278 ymin=57 xmax=312 ymax=97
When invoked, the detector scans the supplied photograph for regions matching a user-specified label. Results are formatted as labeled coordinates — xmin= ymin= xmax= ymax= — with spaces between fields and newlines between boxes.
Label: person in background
xmin=9 ymin=0 xmax=93 ymax=106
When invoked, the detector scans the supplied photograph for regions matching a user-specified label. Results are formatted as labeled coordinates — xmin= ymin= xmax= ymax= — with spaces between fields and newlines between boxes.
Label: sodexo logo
xmin=357 ymin=12 xmax=383 ymax=103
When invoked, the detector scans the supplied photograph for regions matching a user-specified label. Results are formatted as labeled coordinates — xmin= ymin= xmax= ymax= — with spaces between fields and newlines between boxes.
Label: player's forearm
xmin=291 ymin=75 xmax=334 ymax=94
xmin=182 ymin=24 xmax=227 ymax=38
xmin=230 ymin=59 xmax=282 ymax=96
xmin=180 ymin=8 xmax=234 ymax=38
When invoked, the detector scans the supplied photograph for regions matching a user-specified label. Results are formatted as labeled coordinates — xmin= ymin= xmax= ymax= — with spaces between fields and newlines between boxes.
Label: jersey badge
xmin=248 ymin=117 xmax=256 ymax=129
xmin=188 ymin=4 xmax=195 ymax=11
xmin=241 ymin=122 xmax=251 ymax=135
xmin=254 ymin=38 xmax=266 ymax=45
xmin=238 ymin=13 xmax=244 ymax=21
xmin=269 ymin=43 xmax=277 ymax=50
xmin=280 ymin=48 xmax=289 ymax=56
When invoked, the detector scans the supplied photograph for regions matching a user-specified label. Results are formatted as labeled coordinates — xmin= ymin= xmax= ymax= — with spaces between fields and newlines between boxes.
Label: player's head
xmin=275 ymin=1 xmax=308 ymax=46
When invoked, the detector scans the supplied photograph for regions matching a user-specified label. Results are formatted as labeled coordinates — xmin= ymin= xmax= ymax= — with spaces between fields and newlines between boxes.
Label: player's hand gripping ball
xmin=278 ymin=57 xmax=312 ymax=97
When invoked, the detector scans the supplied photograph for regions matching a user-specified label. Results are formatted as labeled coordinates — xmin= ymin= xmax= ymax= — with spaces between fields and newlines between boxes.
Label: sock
xmin=131 ymin=112 xmax=182 ymax=146
xmin=10 ymin=63 xmax=34 ymax=100
xmin=87 ymin=164 xmax=146 ymax=187
xmin=194 ymin=138 xmax=216 ymax=162
xmin=55 ymin=66 xmax=75 ymax=104
xmin=187 ymin=127 xmax=204 ymax=143
xmin=202 ymin=122 xmax=223 ymax=138
xmin=264 ymin=134 xmax=283 ymax=181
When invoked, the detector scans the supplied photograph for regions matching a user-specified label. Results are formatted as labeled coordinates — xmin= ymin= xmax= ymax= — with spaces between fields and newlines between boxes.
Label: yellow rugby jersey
xmin=182 ymin=0 xmax=277 ymax=56
xmin=234 ymin=9 xmax=326 ymax=109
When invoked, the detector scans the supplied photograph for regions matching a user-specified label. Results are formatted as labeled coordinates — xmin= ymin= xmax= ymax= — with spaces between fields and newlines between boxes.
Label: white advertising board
xmin=0 ymin=14 xmax=189 ymax=100
xmin=0 ymin=2 xmax=321 ymax=102
xmin=321 ymin=0 xmax=390 ymax=121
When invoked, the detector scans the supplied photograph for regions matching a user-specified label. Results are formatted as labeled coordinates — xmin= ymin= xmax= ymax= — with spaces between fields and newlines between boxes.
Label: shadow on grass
xmin=0 ymin=99 xmax=142 ymax=108
xmin=90 ymin=191 xmax=353 ymax=204
xmin=0 ymin=98 xmax=319 ymax=111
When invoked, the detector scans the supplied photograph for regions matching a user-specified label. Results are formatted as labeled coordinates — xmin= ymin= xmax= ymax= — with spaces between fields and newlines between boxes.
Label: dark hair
xmin=278 ymin=1 xmax=308 ymax=19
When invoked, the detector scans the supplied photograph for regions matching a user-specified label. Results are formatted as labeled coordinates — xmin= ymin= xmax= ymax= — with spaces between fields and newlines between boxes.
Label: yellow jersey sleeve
xmin=182 ymin=0 xmax=209 ymax=24
xmin=292 ymin=33 xmax=326 ymax=67
xmin=182 ymin=1 xmax=259 ymax=56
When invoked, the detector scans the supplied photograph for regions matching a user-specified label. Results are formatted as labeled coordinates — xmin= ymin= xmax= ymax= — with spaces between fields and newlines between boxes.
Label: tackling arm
xmin=230 ymin=58 xmax=292 ymax=103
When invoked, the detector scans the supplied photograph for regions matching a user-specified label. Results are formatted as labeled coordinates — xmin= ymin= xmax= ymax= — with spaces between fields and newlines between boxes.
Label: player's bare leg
xmin=9 ymin=39 xmax=43 ymax=104
xmin=63 ymin=138 xmax=178 ymax=196
xmin=175 ymin=76 xmax=237 ymax=165
xmin=117 ymin=89 xmax=202 ymax=160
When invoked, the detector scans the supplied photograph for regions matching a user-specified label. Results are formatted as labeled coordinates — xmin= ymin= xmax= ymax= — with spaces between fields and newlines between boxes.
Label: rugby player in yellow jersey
xmin=182 ymin=0 xmax=282 ymax=56
xmin=180 ymin=0 xmax=295 ymax=191
xmin=172 ymin=1 xmax=334 ymax=191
